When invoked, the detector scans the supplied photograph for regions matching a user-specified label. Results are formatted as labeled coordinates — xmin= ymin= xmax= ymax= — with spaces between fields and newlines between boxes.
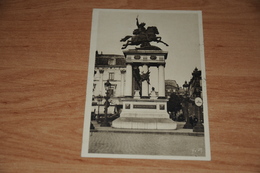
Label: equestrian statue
xmin=120 ymin=17 xmax=169 ymax=49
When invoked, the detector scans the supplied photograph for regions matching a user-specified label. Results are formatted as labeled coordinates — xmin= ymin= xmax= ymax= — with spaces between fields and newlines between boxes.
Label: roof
xmin=165 ymin=80 xmax=179 ymax=88
xmin=95 ymin=51 xmax=126 ymax=67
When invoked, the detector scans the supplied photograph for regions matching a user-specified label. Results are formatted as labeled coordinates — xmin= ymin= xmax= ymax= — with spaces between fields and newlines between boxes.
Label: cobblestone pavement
xmin=89 ymin=132 xmax=205 ymax=157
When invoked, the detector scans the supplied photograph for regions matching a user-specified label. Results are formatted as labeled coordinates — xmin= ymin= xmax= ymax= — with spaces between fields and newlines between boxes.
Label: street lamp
xmin=96 ymin=95 xmax=103 ymax=123
xmin=183 ymin=81 xmax=193 ymax=129
xmin=193 ymin=69 xmax=204 ymax=132
xmin=100 ymin=80 xmax=112 ymax=127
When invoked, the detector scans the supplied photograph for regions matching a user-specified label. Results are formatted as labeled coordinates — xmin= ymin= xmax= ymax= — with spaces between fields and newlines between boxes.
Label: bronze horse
xmin=120 ymin=26 xmax=169 ymax=49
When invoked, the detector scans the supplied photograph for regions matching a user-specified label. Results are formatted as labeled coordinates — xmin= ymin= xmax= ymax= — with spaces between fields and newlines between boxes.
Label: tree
xmin=167 ymin=93 xmax=182 ymax=120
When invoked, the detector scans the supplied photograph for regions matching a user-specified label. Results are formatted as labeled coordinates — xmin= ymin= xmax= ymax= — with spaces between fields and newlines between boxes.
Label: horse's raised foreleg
xmin=122 ymin=41 xmax=132 ymax=49
xmin=122 ymin=44 xmax=127 ymax=49
xmin=120 ymin=35 xmax=132 ymax=42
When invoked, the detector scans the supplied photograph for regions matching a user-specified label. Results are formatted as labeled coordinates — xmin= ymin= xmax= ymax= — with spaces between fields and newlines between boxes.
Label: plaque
xmin=150 ymin=55 xmax=157 ymax=60
xmin=125 ymin=104 xmax=130 ymax=109
xmin=159 ymin=104 xmax=165 ymax=110
xmin=133 ymin=105 xmax=156 ymax=109
xmin=134 ymin=55 xmax=141 ymax=59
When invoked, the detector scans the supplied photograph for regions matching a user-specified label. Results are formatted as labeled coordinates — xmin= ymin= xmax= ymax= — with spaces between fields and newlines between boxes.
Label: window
xmin=108 ymin=58 xmax=116 ymax=66
xmin=109 ymin=84 xmax=117 ymax=97
xmin=109 ymin=72 xmax=115 ymax=80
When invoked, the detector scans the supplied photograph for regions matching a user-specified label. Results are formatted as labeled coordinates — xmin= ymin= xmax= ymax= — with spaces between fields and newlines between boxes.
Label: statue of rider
xmin=135 ymin=17 xmax=146 ymax=35
xmin=133 ymin=17 xmax=150 ymax=47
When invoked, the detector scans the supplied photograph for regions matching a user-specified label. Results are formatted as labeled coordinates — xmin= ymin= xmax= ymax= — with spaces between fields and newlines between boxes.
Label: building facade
xmin=165 ymin=79 xmax=179 ymax=98
xmin=92 ymin=51 xmax=126 ymax=116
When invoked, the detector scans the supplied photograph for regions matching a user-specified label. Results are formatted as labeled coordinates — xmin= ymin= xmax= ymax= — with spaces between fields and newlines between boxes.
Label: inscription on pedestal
xmin=133 ymin=105 xmax=157 ymax=109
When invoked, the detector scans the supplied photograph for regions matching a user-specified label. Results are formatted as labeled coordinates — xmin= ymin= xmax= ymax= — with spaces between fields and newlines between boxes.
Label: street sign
xmin=195 ymin=97 xmax=203 ymax=107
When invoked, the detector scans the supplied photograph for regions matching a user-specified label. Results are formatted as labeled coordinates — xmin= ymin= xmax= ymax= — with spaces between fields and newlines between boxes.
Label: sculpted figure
xmin=133 ymin=66 xmax=142 ymax=91
xmin=120 ymin=17 xmax=168 ymax=49
xmin=140 ymin=70 xmax=150 ymax=85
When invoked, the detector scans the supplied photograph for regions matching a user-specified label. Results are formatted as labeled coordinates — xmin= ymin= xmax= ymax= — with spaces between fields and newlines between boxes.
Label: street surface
xmin=89 ymin=132 xmax=205 ymax=156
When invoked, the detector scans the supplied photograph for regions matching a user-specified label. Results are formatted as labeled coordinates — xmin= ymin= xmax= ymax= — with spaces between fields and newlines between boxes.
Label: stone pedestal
xmin=112 ymin=98 xmax=177 ymax=129
xmin=112 ymin=49 xmax=177 ymax=130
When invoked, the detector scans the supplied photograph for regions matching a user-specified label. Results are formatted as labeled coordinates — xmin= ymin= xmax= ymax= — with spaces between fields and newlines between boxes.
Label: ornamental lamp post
xmin=193 ymin=69 xmax=204 ymax=132
xmin=100 ymin=80 xmax=112 ymax=127
xmin=183 ymin=81 xmax=193 ymax=129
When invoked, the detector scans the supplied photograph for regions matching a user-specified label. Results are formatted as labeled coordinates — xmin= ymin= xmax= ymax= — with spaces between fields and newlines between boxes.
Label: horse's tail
xmin=160 ymin=40 xmax=169 ymax=46
xmin=120 ymin=35 xmax=132 ymax=42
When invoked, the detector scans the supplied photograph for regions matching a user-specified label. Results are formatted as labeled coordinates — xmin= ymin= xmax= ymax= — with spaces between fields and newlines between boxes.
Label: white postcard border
xmin=81 ymin=9 xmax=211 ymax=161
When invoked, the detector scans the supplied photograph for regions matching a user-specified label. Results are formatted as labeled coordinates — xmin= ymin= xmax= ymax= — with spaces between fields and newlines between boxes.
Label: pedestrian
xmin=193 ymin=116 xmax=198 ymax=126
xmin=189 ymin=116 xmax=193 ymax=127
xmin=90 ymin=122 xmax=95 ymax=130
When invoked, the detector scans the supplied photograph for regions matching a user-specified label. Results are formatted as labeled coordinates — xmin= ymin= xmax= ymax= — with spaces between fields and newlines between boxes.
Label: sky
xmin=91 ymin=9 xmax=205 ymax=88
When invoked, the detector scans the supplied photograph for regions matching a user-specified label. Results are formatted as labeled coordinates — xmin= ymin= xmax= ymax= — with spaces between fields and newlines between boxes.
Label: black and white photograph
xmin=82 ymin=9 xmax=211 ymax=160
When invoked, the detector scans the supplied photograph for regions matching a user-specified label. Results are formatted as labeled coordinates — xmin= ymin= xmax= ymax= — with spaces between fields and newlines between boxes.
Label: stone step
xmin=112 ymin=117 xmax=177 ymax=130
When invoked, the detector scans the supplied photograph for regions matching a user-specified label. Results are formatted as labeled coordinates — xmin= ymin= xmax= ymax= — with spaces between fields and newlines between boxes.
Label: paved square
xmin=89 ymin=132 xmax=205 ymax=156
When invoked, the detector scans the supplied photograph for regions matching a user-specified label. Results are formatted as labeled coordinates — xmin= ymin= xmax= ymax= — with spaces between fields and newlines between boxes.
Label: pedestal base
xmin=112 ymin=117 xmax=177 ymax=130
xmin=112 ymin=98 xmax=177 ymax=130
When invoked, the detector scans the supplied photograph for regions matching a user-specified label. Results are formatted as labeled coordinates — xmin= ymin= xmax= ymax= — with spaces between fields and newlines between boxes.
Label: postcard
xmin=81 ymin=9 xmax=210 ymax=160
